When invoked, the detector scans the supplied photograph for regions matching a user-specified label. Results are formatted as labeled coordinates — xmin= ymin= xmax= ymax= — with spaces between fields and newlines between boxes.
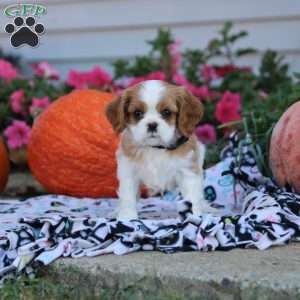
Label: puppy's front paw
xmin=117 ymin=208 xmax=138 ymax=221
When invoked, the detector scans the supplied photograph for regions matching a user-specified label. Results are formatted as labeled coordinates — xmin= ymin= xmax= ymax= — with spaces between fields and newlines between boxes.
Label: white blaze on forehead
xmin=139 ymin=80 xmax=165 ymax=107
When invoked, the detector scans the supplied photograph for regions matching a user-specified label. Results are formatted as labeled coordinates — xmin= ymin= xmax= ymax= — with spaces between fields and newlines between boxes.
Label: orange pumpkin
xmin=0 ymin=137 xmax=10 ymax=192
xmin=28 ymin=89 xmax=119 ymax=197
xmin=269 ymin=101 xmax=300 ymax=192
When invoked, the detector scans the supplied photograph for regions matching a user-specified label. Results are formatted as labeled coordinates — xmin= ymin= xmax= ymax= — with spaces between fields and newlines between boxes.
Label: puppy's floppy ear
xmin=105 ymin=93 xmax=129 ymax=134
xmin=176 ymin=87 xmax=204 ymax=137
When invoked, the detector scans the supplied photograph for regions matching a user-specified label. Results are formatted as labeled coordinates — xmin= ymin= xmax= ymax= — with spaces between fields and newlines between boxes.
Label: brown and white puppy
xmin=106 ymin=80 xmax=211 ymax=219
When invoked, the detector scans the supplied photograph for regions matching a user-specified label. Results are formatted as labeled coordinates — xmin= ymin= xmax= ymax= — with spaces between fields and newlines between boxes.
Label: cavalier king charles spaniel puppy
xmin=106 ymin=80 xmax=212 ymax=219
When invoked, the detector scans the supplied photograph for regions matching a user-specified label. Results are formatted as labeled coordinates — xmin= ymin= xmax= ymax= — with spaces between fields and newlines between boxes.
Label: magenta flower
xmin=200 ymin=64 xmax=218 ymax=83
xmin=192 ymin=85 xmax=211 ymax=101
xmin=87 ymin=66 xmax=112 ymax=87
xmin=29 ymin=96 xmax=50 ymax=115
xmin=66 ymin=66 xmax=112 ymax=89
xmin=173 ymin=73 xmax=194 ymax=90
xmin=66 ymin=70 xmax=88 ymax=89
xmin=32 ymin=61 xmax=59 ymax=80
xmin=215 ymin=91 xmax=241 ymax=124
xmin=0 ymin=59 xmax=19 ymax=82
xmin=4 ymin=120 xmax=31 ymax=150
xmin=195 ymin=124 xmax=217 ymax=144
xmin=127 ymin=71 xmax=166 ymax=87
xmin=9 ymin=90 xmax=26 ymax=115
xmin=173 ymin=73 xmax=212 ymax=101
xmin=146 ymin=71 xmax=166 ymax=81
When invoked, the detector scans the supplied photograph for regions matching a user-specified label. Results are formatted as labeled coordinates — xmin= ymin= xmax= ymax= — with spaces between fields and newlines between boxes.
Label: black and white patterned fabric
xmin=1 ymin=132 xmax=300 ymax=284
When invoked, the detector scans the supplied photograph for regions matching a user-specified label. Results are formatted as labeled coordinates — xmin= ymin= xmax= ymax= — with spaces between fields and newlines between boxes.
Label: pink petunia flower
xmin=29 ymin=96 xmax=50 ymax=115
xmin=32 ymin=61 xmax=59 ymax=80
xmin=9 ymin=90 xmax=26 ymax=115
xmin=0 ymin=59 xmax=19 ymax=82
xmin=215 ymin=64 xmax=251 ymax=77
xmin=4 ymin=120 xmax=31 ymax=150
xmin=192 ymin=85 xmax=211 ymax=101
xmin=66 ymin=66 xmax=112 ymax=89
xmin=173 ymin=73 xmax=196 ymax=94
xmin=215 ymin=91 xmax=241 ymax=124
xmin=87 ymin=66 xmax=112 ymax=87
xmin=66 ymin=70 xmax=88 ymax=89
xmin=195 ymin=124 xmax=217 ymax=144
xmin=168 ymin=39 xmax=182 ymax=75
xmin=173 ymin=73 xmax=212 ymax=101
xmin=146 ymin=71 xmax=166 ymax=81
xmin=173 ymin=73 xmax=190 ymax=85
xmin=127 ymin=71 xmax=166 ymax=87
xmin=200 ymin=64 xmax=218 ymax=83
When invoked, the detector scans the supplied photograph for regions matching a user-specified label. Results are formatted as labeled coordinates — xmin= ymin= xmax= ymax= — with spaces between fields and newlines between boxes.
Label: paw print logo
xmin=5 ymin=16 xmax=45 ymax=48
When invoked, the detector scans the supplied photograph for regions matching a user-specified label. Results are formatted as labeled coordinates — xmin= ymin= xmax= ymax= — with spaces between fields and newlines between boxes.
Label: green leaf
xmin=219 ymin=21 xmax=233 ymax=38
xmin=112 ymin=59 xmax=129 ymax=79
xmin=229 ymin=31 xmax=248 ymax=43
xmin=293 ymin=72 xmax=300 ymax=80
xmin=235 ymin=48 xmax=257 ymax=57
xmin=182 ymin=49 xmax=206 ymax=84
xmin=147 ymin=28 xmax=174 ymax=52
xmin=257 ymin=49 xmax=291 ymax=92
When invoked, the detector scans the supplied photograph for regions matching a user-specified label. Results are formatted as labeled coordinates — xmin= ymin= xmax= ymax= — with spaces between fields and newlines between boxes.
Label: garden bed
xmin=1 ymin=22 xmax=299 ymax=178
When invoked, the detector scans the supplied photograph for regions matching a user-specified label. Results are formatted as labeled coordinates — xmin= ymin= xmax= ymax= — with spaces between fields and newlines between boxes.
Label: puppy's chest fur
xmin=119 ymin=134 xmax=201 ymax=194
xmin=137 ymin=148 xmax=194 ymax=193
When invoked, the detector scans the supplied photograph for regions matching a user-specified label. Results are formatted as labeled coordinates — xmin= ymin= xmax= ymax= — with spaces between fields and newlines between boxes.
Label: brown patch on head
xmin=156 ymin=96 xmax=178 ymax=126
xmin=105 ymin=85 xmax=148 ymax=133
xmin=155 ymin=83 xmax=204 ymax=137
xmin=172 ymin=86 xmax=204 ymax=137
xmin=105 ymin=93 xmax=130 ymax=133
xmin=127 ymin=97 xmax=147 ymax=125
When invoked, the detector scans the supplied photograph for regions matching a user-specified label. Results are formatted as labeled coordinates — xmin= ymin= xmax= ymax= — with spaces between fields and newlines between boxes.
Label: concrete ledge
xmin=49 ymin=243 xmax=300 ymax=300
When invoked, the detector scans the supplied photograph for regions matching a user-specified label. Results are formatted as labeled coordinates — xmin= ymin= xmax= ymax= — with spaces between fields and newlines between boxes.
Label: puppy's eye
xmin=161 ymin=109 xmax=171 ymax=119
xmin=133 ymin=110 xmax=144 ymax=119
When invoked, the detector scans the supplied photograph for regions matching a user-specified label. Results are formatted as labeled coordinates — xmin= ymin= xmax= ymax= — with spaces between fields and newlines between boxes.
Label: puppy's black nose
xmin=147 ymin=122 xmax=158 ymax=133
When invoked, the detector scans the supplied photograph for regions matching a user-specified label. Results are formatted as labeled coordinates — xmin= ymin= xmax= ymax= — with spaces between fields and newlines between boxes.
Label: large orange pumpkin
xmin=28 ymin=89 xmax=119 ymax=197
xmin=269 ymin=101 xmax=300 ymax=192
xmin=0 ymin=137 xmax=10 ymax=192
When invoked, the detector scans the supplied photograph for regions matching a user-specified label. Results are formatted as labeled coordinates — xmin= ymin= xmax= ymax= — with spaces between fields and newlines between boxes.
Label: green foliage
xmin=113 ymin=28 xmax=174 ymax=80
xmin=256 ymin=49 xmax=291 ymax=93
xmin=0 ymin=272 xmax=190 ymax=300
xmin=214 ymin=92 xmax=296 ymax=173
xmin=113 ymin=56 xmax=159 ymax=79
xmin=182 ymin=49 xmax=206 ymax=85
xmin=220 ymin=70 xmax=257 ymax=98
xmin=206 ymin=21 xmax=256 ymax=63
xmin=148 ymin=27 xmax=174 ymax=53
